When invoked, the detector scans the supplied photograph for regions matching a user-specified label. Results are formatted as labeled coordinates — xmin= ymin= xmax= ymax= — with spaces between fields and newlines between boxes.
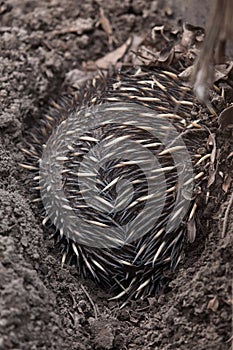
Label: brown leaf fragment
xmin=124 ymin=34 xmax=145 ymax=65
xmin=214 ymin=62 xmax=233 ymax=82
xmin=179 ymin=66 xmax=194 ymax=82
xmin=222 ymin=175 xmax=232 ymax=193
xmin=96 ymin=37 xmax=131 ymax=69
xmin=207 ymin=296 xmax=219 ymax=312
xmin=84 ymin=37 xmax=130 ymax=70
xmin=218 ymin=105 xmax=233 ymax=130
xmin=99 ymin=7 xmax=117 ymax=47
xmin=210 ymin=134 xmax=217 ymax=165
xmin=134 ymin=45 xmax=158 ymax=66
xmin=84 ymin=35 xmax=144 ymax=71
xmin=99 ymin=7 xmax=112 ymax=37
xmin=207 ymin=167 xmax=217 ymax=188
xmin=158 ymin=47 xmax=174 ymax=65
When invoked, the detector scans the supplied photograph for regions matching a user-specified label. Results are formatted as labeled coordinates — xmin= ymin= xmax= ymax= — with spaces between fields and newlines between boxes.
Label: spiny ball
xmin=22 ymin=66 xmax=210 ymax=302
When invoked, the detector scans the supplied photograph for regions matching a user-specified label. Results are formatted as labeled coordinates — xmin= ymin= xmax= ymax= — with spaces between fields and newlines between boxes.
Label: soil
xmin=0 ymin=1 xmax=232 ymax=350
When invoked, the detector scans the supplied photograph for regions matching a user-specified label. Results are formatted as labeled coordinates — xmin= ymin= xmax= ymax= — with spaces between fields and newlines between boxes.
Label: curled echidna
xmin=21 ymin=66 xmax=211 ymax=302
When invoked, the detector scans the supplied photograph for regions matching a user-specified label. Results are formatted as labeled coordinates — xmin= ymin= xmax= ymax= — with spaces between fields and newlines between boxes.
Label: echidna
xmin=21 ymin=66 xmax=211 ymax=302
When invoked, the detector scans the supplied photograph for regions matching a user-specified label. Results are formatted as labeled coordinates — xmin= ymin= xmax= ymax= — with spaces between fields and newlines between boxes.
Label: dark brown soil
xmin=0 ymin=1 xmax=232 ymax=350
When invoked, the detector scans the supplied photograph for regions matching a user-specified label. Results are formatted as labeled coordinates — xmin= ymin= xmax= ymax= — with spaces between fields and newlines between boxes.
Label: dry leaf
xmin=207 ymin=296 xmax=219 ymax=312
xmin=210 ymin=134 xmax=217 ymax=165
xmin=222 ymin=175 xmax=232 ymax=193
xmin=99 ymin=7 xmax=117 ymax=47
xmin=179 ymin=66 xmax=194 ymax=81
xmin=124 ymin=34 xmax=145 ymax=65
xmin=158 ymin=47 xmax=174 ymax=64
xmin=208 ymin=164 xmax=218 ymax=188
xmin=99 ymin=7 xmax=112 ymax=37
xmin=214 ymin=62 xmax=233 ymax=82
xmin=85 ymin=37 xmax=132 ymax=70
xmin=218 ymin=105 xmax=233 ymax=130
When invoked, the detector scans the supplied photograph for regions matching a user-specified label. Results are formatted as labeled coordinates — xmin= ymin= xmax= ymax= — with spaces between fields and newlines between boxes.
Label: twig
xmin=81 ymin=284 xmax=99 ymax=319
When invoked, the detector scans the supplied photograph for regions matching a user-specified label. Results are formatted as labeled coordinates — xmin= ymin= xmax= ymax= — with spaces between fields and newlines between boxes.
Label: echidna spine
xmin=21 ymin=66 xmax=211 ymax=302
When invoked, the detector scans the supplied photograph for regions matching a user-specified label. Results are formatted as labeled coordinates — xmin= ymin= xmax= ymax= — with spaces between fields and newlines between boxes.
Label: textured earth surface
xmin=0 ymin=1 xmax=232 ymax=349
